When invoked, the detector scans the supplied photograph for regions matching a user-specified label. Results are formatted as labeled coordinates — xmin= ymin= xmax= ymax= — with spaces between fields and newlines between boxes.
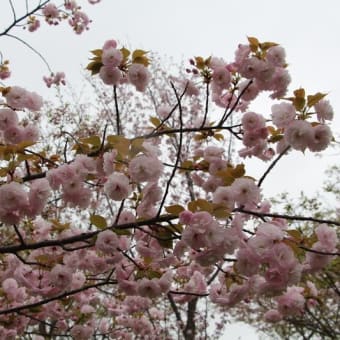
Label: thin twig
xmin=258 ymin=146 xmax=290 ymax=187
xmin=156 ymin=82 xmax=186 ymax=217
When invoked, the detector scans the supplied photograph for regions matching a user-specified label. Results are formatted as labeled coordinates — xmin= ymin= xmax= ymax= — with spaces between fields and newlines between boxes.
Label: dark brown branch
xmin=236 ymin=208 xmax=340 ymax=227
xmin=0 ymin=214 xmax=178 ymax=254
xmin=219 ymin=80 xmax=253 ymax=126
xmin=0 ymin=280 xmax=116 ymax=315
xmin=183 ymin=298 xmax=198 ymax=340
xmin=200 ymin=82 xmax=209 ymax=128
xmin=169 ymin=291 xmax=209 ymax=297
xmin=157 ymin=82 xmax=186 ymax=217
xmin=113 ymin=85 xmax=122 ymax=135
xmin=134 ymin=124 xmax=243 ymax=141
xmin=257 ymin=146 xmax=290 ymax=187
xmin=0 ymin=0 xmax=49 ymax=37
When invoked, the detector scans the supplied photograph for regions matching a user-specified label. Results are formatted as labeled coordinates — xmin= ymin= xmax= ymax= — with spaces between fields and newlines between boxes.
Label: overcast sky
xmin=1 ymin=1 xmax=340 ymax=338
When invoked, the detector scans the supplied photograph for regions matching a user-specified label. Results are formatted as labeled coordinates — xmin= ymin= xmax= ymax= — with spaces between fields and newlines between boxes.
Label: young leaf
xmin=165 ymin=204 xmax=185 ymax=215
xmin=90 ymin=214 xmax=107 ymax=229
xmin=307 ymin=92 xmax=327 ymax=107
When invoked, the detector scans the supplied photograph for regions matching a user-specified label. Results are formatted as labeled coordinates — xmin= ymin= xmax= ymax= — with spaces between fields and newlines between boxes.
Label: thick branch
xmin=0 ymin=280 xmax=116 ymax=315
xmin=0 ymin=214 xmax=178 ymax=254
xmin=236 ymin=208 xmax=340 ymax=227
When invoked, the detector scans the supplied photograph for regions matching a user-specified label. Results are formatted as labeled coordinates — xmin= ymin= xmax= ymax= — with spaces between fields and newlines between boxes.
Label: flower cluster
xmin=88 ymin=39 xmax=151 ymax=92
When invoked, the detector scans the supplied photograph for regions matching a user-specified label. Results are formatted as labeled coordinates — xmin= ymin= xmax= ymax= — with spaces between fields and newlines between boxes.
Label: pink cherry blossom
xmin=0 ymin=108 xmax=18 ymax=131
xmin=27 ymin=178 xmax=51 ymax=217
xmin=42 ymin=3 xmax=60 ymax=24
xmin=5 ymin=86 xmax=43 ymax=111
xmin=238 ymin=80 xmax=260 ymax=101
xmin=127 ymin=64 xmax=151 ymax=92
xmin=271 ymin=102 xmax=296 ymax=128
xmin=137 ymin=278 xmax=162 ymax=298
xmin=0 ymin=182 xmax=28 ymax=224
xmin=103 ymin=39 xmax=118 ymax=50
xmin=307 ymin=124 xmax=332 ymax=152
xmin=203 ymin=146 xmax=224 ymax=162
xmin=211 ymin=67 xmax=231 ymax=94
xmin=236 ymin=246 xmax=260 ymax=276
xmin=95 ymin=230 xmax=119 ymax=254
xmin=277 ymin=286 xmax=305 ymax=316
xmin=242 ymin=112 xmax=266 ymax=131
xmin=315 ymin=224 xmax=338 ymax=249
xmin=43 ymin=72 xmax=66 ymax=87
xmin=266 ymin=46 xmax=286 ymax=67
xmin=102 ymin=150 xmax=117 ymax=175
xmin=128 ymin=154 xmax=163 ymax=183
xmin=3 ymin=125 xmax=25 ymax=144
xmin=256 ymin=222 xmax=284 ymax=242
xmin=102 ymin=47 xmax=123 ymax=67
xmin=49 ymin=264 xmax=73 ymax=290
xmin=284 ymin=120 xmax=313 ymax=151
xmin=99 ymin=65 xmax=122 ymax=85
xmin=28 ymin=17 xmax=40 ymax=32
xmin=22 ymin=124 xmax=39 ymax=143
xmin=314 ymin=99 xmax=334 ymax=123
xmin=212 ymin=186 xmax=236 ymax=210
xmin=68 ymin=10 xmax=91 ymax=34
xmin=104 ymin=172 xmax=131 ymax=201
xmin=268 ymin=67 xmax=291 ymax=99
xmin=264 ymin=309 xmax=283 ymax=323
xmin=231 ymin=177 xmax=261 ymax=206
xmin=239 ymin=56 xmax=264 ymax=79
xmin=70 ymin=325 xmax=94 ymax=340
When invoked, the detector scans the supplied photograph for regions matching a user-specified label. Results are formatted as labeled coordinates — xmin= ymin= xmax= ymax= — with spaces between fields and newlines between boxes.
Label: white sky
xmin=1 ymin=1 xmax=340 ymax=338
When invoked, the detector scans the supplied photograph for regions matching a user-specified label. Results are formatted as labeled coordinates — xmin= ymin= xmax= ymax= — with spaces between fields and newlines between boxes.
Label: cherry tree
xmin=0 ymin=1 xmax=339 ymax=339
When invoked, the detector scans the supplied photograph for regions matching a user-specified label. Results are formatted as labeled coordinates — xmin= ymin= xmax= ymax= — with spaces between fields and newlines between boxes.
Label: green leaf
xmin=86 ymin=60 xmax=103 ymax=75
xmin=150 ymin=116 xmax=161 ymax=127
xmin=112 ymin=227 xmax=131 ymax=236
xmin=107 ymin=135 xmax=130 ymax=158
xmin=194 ymin=56 xmax=205 ymax=70
xmin=286 ymin=229 xmax=302 ymax=241
xmin=29 ymin=306 xmax=42 ymax=313
xmin=294 ymin=88 xmax=305 ymax=99
xmin=292 ymin=88 xmax=306 ymax=111
xmin=90 ymin=49 xmax=103 ymax=57
xmin=180 ymin=160 xmax=194 ymax=172
xmin=212 ymin=204 xmax=230 ymax=219
xmin=15 ymin=140 xmax=36 ymax=151
xmin=120 ymin=47 xmax=130 ymax=60
xmin=247 ymin=36 xmax=259 ymax=52
xmin=132 ymin=49 xmax=148 ymax=59
xmin=80 ymin=135 xmax=101 ymax=147
xmin=307 ymin=92 xmax=327 ymax=107
xmin=50 ymin=219 xmax=71 ymax=232
xmin=230 ymin=164 xmax=245 ymax=178
xmin=247 ymin=36 xmax=259 ymax=46
xmin=130 ymin=138 xmax=145 ymax=157
xmin=165 ymin=204 xmax=185 ymax=215
xmin=188 ymin=199 xmax=212 ymax=213
xmin=213 ymin=133 xmax=224 ymax=141
xmin=133 ymin=56 xmax=150 ymax=67
xmin=132 ymin=50 xmax=149 ymax=67
xmin=216 ymin=168 xmax=235 ymax=186
xmin=90 ymin=214 xmax=107 ymax=229
xmin=260 ymin=41 xmax=278 ymax=51
xmin=157 ymin=229 xmax=174 ymax=249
